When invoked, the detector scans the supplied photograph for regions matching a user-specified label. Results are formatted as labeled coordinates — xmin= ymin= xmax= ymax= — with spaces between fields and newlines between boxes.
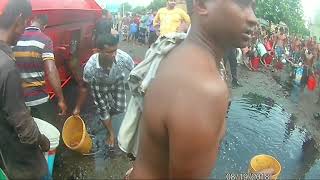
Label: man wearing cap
xmin=0 ymin=0 xmax=50 ymax=179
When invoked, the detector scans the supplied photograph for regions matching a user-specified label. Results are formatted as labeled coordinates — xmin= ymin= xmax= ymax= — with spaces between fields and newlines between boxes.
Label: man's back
xmin=13 ymin=27 xmax=54 ymax=106
xmin=131 ymin=42 xmax=228 ymax=178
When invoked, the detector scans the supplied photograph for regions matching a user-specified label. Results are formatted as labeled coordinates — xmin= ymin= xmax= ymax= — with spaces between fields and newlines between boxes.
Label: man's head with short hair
xmin=102 ymin=9 xmax=108 ymax=17
xmin=188 ymin=0 xmax=257 ymax=48
xmin=0 ymin=0 xmax=32 ymax=45
xmin=31 ymin=14 xmax=49 ymax=30
xmin=167 ymin=0 xmax=176 ymax=9
xmin=279 ymin=27 xmax=284 ymax=33
xmin=96 ymin=33 xmax=119 ymax=62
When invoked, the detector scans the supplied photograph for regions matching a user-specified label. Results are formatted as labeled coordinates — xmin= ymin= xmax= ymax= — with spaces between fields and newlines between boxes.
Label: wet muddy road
xmin=47 ymin=42 xmax=320 ymax=179
xmin=52 ymin=87 xmax=320 ymax=179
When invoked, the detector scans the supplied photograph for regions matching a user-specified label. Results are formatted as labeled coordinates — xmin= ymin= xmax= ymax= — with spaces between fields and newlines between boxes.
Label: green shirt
xmin=140 ymin=15 xmax=149 ymax=29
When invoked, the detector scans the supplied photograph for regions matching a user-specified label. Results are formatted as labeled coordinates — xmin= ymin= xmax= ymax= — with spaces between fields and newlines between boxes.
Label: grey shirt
xmin=0 ymin=41 xmax=41 ymax=146
xmin=0 ymin=41 xmax=48 ymax=179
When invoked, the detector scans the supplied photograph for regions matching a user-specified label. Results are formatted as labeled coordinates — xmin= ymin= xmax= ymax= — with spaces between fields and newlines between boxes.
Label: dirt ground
xmin=54 ymin=41 xmax=320 ymax=179
xmin=120 ymin=41 xmax=320 ymax=150
xmin=233 ymin=65 xmax=320 ymax=149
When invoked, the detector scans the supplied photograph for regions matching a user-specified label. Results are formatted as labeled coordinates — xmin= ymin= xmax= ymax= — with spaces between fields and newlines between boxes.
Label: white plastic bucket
xmin=33 ymin=118 xmax=60 ymax=176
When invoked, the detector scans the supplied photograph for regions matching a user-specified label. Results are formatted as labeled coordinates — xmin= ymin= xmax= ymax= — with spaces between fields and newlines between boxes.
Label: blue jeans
xmin=275 ymin=46 xmax=284 ymax=59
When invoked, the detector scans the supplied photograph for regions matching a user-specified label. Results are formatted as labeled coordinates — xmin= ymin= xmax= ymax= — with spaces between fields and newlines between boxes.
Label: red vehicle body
xmin=30 ymin=0 xmax=102 ymax=98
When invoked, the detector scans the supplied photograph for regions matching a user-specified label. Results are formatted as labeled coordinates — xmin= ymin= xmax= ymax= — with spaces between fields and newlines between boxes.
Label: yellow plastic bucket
xmin=62 ymin=116 xmax=92 ymax=154
xmin=249 ymin=154 xmax=282 ymax=179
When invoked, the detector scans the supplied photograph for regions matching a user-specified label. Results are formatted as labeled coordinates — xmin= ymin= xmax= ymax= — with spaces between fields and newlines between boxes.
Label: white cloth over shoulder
xmin=118 ymin=32 xmax=187 ymax=156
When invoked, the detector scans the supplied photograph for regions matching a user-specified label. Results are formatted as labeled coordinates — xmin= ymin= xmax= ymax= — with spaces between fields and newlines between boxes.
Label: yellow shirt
xmin=153 ymin=7 xmax=191 ymax=36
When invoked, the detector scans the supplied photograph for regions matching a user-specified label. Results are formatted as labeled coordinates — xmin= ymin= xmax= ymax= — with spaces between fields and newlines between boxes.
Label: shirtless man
xmin=274 ymin=27 xmax=287 ymax=61
xmin=292 ymin=36 xmax=302 ymax=61
xmin=130 ymin=0 xmax=257 ymax=178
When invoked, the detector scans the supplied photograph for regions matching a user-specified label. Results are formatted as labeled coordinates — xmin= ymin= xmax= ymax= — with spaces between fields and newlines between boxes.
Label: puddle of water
xmin=212 ymin=93 xmax=320 ymax=179
xmin=54 ymin=82 xmax=320 ymax=179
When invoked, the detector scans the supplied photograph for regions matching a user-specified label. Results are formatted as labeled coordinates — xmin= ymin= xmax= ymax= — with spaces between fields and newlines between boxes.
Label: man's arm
xmin=180 ymin=10 xmax=191 ymax=25
xmin=2 ymin=67 xmax=42 ymax=145
xmin=153 ymin=10 xmax=161 ymax=28
xmin=167 ymin=83 xmax=228 ymax=178
xmin=43 ymin=39 xmax=67 ymax=115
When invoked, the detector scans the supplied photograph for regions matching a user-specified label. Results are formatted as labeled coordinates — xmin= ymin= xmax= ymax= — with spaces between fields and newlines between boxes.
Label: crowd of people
xmin=117 ymin=1 xmax=191 ymax=47
xmin=238 ymin=24 xmax=320 ymax=102
xmin=1 ymin=0 xmax=319 ymax=179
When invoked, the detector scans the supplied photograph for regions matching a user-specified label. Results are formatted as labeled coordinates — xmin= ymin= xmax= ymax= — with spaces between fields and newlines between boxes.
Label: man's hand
xmin=58 ymin=100 xmax=67 ymax=116
xmin=39 ymin=134 xmax=50 ymax=152
xmin=72 ymin=107 xmax=80 ymax=116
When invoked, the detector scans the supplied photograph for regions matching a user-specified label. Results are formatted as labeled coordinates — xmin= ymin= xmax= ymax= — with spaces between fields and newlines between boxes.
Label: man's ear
xmin=193 ymin=0 xmax=208 ymax=16
xmin=12 ymin=14 xmax=24 ymax=31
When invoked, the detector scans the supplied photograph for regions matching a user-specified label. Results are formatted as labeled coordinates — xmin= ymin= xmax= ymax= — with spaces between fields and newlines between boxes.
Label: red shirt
xmin=134 ymin=16 xmax=140 ymax=26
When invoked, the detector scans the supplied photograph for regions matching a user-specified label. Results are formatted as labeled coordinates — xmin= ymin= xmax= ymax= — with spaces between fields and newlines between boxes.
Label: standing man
xmin=121 ymin=13 xmax=131 ymax=41
xmin=224 ymin=48 xmax=242 ymax=88
xmin=94 ymin=9 xmax=113 ymax=42
xmin=130 ymin=0 xmax=257 ymax=178
xmin=83 ymin=33 xmax=134 ymax=148
xmin=138 ymin=13 xmax=149 ymax=45
xmin=0 ymin=0 xmax=50 ymax=179
xmin=13 ymin=14 xmax=67 ymax=120
xmin=153 ymin=0 xmax=191 ymax=36
xmin=273 ymin=27 xmax=287 ymax=62
xmin=148 ymin=11 xmax=158 ymax=47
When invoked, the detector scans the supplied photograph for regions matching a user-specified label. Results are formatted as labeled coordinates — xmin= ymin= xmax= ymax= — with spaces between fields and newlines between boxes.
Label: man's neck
xmin=30 ymin=23 xmax=42 ymax=30
xmin=186 ymin=26 xmax=224 ymax=61
xmin=0 ymin=29 xmax=10 ymax=44
xmin=98 ymin=55 xmax=113 ymax=70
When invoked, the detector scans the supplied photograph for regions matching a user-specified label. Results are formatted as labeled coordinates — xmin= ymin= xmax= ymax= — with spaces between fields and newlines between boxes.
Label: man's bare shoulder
xmin=157 ymin=43 xmax=229 ymax=125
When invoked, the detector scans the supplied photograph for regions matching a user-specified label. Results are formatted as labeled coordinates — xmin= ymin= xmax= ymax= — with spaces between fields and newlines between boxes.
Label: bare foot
xmin=106 ymin=133 xmax=115 ymax=148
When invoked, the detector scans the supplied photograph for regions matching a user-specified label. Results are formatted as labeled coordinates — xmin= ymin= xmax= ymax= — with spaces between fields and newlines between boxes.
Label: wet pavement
xmin=51 ymin=84 xmax=320 ymax=179
xmin=212 ymin=93 xmax=320 ymax=179
xmin=45 ymin=42 xmax=320 ymax=179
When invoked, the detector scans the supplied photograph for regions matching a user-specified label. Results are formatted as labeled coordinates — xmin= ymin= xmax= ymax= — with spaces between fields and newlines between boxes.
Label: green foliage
xmin=147 ymin=0 xmax=167 ymax=12
xmin=132 ymin=6 xmax=146 ymax=15
xmin=256 ymin=0 xmax=310 ymax=35
xmin=119 ymin=2 xmax=132 ymax=14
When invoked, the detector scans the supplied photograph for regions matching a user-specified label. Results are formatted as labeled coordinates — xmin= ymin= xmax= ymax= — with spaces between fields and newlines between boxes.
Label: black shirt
xmin=95 ymin=17 xmax=112 ymax=35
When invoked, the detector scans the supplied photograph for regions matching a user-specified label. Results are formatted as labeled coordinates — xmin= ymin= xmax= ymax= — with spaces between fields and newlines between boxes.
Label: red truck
xmin=30 ymin=0 xmax=102 ymax=99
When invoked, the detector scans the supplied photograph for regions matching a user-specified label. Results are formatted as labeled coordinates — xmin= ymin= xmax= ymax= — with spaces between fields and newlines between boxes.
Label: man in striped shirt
xmin=13 ymin=14 xmax=67 ymax=119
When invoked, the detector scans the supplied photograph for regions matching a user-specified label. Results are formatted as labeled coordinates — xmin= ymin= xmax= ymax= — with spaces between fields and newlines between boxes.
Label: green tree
xmin=256 ymin=0 xmax=309 ymax=35
xmin=132 ymin=6 xmax=146 ymax=15
xmin=119 ymin=2 xmax=132 ymax=15
xmin=147 ymin=0 xmax=166 ymax=12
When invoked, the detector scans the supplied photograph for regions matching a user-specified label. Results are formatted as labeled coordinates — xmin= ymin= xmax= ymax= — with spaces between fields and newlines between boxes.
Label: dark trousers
xmin=148 ymin=31 xmax=158 ymax=47
xmin=0 ymin=136 xmax=48 ymax=179
xmin=224 ymin=48 xmax=238 ymax=83
xmin=138 ymin=28 xmax=146 ymax=44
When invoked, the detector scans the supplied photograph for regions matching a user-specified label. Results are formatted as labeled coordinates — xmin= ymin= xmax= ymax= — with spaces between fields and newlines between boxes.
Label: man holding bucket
xmin=83 ymin=32 xmax=134 ymax=148
xmin=0 ymin=0 xmax=50 ymax=179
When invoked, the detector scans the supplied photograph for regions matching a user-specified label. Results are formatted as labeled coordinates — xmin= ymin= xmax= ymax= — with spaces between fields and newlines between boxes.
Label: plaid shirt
xmin=83 ymin=50 xmax=134 ymax=120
